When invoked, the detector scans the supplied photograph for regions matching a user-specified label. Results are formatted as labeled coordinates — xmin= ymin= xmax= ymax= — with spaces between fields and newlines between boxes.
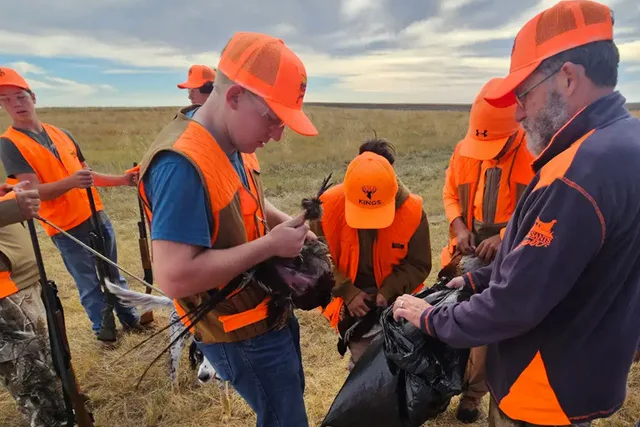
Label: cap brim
xmin=0 ymin=82 xmax=30 ymax=91
xmin=483 ymin=61 xmax=541 ymax=108
xmin=177 ymin=81 xmax=202 ymax=89
xmin=459 ymin=135 xmax=512 ymax=160
xmin=266 ymin=99 xmax=318 ymax=136
xmin=345 ymin=199 xmax=395 ymax=229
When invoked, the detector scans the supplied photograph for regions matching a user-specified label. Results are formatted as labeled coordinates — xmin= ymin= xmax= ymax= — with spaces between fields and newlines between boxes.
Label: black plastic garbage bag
xmin=321 ymin=281 xmax=472 ymax=427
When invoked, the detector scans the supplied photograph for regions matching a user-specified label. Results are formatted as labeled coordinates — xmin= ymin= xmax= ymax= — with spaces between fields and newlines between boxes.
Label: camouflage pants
xmin=0 ymin=282 xmax=68 ymax=427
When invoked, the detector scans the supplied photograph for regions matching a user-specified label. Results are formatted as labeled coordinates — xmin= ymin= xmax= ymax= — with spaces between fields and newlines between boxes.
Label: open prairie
xmin=1 ymin=105 xmax=638 ymax=427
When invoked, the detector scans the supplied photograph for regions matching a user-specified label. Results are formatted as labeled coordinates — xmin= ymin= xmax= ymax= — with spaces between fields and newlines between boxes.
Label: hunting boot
xmin=96 ymin=306 xmax=117 ymax=343
xmin=456 ymin=396 xmax=482 ymax=423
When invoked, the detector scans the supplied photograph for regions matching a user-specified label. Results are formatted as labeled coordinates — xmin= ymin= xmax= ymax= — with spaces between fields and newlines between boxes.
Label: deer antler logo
xmin=362 ymin=185 xmax=377 ymax=200
xmin=0 ymin=69 xmax=5 ymax=77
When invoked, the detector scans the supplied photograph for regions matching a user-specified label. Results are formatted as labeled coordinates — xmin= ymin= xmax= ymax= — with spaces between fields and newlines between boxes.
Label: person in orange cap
xmin=392 ymin=1 xmax=640 ymax=426
xmin=440 ymin=77 xmax=535 ymax=423
xmin=177 ymin=64 xmax=216 ymax=117
xmin=310 ymin=138 xmax=432 ymax=371
xmin=136 ymin=31 xmax=317 ymax=427
xmin=0 ymin=66 xmax=144 ymax=346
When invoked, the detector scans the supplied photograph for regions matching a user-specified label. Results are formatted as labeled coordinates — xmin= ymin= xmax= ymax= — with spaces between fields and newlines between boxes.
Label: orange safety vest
xmin=318 ymin=183 xmax=424 ymax=330
xmin=0 ymin=270 xmax=19 ymax=299
xmin=0 ymin=124 xmax=104 ymax=236
xmin=441 ymin=130 xmax=534 ymax=266
xmin=0 ymin=191 xmax=19 ymax=299
xmin=137 ymin=119 xmax=272 ymax=342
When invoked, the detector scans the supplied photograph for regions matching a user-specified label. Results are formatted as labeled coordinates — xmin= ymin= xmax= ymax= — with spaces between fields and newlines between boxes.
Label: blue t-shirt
xmin=143 ymin=150 xmax=249 ymax=247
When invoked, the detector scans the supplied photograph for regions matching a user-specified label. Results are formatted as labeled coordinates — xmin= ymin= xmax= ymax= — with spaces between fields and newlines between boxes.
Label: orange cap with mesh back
xmin=217 ymin=31 xmax=317 ymax=136
xmin=484 ymin=0 xmax=614 ymax=108
xmin=459 ymin=77 xmax=521 ymax=160
xmin=0 ymin=67 xmax=30 ymax=91
xmin=344 ymin=152 xmax=398 ymax=229
xmin=177 ymin=65 xmax=216 ymax=89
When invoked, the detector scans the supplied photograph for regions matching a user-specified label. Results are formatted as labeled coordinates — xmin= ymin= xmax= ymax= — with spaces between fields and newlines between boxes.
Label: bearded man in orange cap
xmin=393 ymin=1 xmax=640 ymax=426
xmin=177 ymin=64 xmax=216 ymax=118
xmin=311 ymin=138 xmax=432 ymax=371
xmin=136 ymin=32 xmax=318 ymax=427
xmin=441 ymin=77 xmax=535 ymax=422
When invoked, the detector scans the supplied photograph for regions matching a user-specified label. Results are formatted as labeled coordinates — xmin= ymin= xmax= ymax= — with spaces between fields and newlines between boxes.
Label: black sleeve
xmin=0 ymin=137 xmax=35 ymax=177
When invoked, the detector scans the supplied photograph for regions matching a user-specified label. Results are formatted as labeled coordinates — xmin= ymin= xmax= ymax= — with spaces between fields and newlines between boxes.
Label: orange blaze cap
xmin=459 ymin=77 xmax=521 ymax=160
xmin=177 ymin=65 xmax=216 ymax=89
xmin=484 ymin=0 xmax=614 ymax=108
xmin=217 ymin=31 xmax=318 ymax=136
xmin=344 ymin=152 xmax=398 ymax=229
xmin=0 ymin=67 xmax=30 ymax=91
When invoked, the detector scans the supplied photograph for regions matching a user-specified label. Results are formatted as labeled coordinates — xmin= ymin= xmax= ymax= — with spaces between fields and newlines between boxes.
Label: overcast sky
xmin=1 ymin=0 xmax=638 ymax=107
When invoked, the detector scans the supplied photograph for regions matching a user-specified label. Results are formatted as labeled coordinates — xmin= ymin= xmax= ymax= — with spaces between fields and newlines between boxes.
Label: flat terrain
xmin=0 ymin=105 xmax=638 ymax=427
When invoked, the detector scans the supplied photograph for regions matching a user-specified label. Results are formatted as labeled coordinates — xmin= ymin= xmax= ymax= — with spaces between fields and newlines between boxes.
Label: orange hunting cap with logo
xmin=217 ymin=31 xmax=318 ymax=136
xmin=459 ymin=77 xmax=520 ymax=160
xmin=0 ymin=67 xmax=30 ymax=91
xmin=484 ymin=0 xmax=614 ymax=108
xmin=177 ymin=65 xmax=216 ymax=89
xmin=344 ymin=152 xmax=398 ymax=229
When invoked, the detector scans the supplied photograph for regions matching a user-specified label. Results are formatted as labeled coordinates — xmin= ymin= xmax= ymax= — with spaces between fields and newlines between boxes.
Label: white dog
xmin=105 ymin=279 xmax=222 ymax=387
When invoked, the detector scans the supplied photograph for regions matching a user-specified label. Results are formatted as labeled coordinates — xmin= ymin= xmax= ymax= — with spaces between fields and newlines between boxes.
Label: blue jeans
xmin=51 ymin=211 xmax=139 ymax=335
xmin=198 ymin=316 xmax=308 ymax=427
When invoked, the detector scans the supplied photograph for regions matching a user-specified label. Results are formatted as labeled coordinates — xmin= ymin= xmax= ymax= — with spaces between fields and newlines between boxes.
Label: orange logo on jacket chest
xmin=522 ymin=217 xmax=557 ymax=248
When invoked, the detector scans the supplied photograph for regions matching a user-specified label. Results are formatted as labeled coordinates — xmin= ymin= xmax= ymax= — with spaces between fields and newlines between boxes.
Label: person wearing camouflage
xmin=0 ymin=180 xmax=68 ymax=426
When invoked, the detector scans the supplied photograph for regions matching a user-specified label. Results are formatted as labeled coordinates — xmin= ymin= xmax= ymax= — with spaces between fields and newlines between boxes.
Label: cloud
xmin=8 ymin=61 xmax=47 ymax=75
xmin=102 ymin=68 xmax=175 ymax=74
xmin=0 ymin=0 xmax=638 ymax=106
xmin=3 ymin=61 xmax=116 ymax=99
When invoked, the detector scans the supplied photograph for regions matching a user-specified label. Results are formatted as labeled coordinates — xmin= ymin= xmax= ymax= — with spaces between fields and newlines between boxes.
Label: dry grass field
xmin=0 ymin=105 xmax=638 ymax=427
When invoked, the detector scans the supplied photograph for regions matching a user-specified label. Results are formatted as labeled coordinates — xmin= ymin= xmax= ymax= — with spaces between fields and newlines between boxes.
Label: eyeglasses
xmin=245 ymin=91 xmax=284 ymax=129
xmin=515 ymin=67 xmax=562 ymax=108
xmin=0 ymin=92 xmax=29 ymax=104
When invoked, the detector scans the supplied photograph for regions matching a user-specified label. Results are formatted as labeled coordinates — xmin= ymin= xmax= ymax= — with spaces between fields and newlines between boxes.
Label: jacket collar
xmin=394 ymin=178 xmax=411 ymax=209
xmin=532 ymin=91 xmax=630 ymax=172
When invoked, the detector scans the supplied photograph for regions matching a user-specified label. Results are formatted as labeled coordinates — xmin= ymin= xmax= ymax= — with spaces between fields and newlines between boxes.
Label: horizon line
xmin=30 ymin=101 xmax=640 ymax=112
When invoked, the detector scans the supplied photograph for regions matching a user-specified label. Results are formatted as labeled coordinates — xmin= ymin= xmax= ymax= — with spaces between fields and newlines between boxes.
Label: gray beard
xmin=523 ymin=90 xmax=571 ymax=157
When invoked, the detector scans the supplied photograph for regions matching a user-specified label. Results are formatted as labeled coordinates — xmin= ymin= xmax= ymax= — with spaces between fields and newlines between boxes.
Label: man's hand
xmin=123 ymin=170 xmax=139 ymax=187
xmin=446 ymin=276 xmax=465 ymax=289
xmin=347 ymin=291 xmax=374 ymax=318
xmin=305 ymin=229 xmax=318 ymax=242
xmin=376 ymin=293 xmax=389 ymax=308
xmin=0 ymin=184 xmax=12 ymax=198
xmin=68 ymin=169 xmax=94 ymax=189
xmin=266 ymin=213 xmax=310 ymax=258
xmin=475 ymin=234 xmax=501 ymax=264
xmin=392 ymin=294 xmax=432 ymax=329
xmin=15 ymin=184 xmax=41 ymax=220
xmin=452 ymin=217 xmax=475 ymax=254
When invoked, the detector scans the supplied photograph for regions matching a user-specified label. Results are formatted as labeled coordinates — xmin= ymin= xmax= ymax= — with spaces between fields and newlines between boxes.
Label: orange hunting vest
xmin=318 ymin=183 xmax=424 ymax=329
xmin=1 ymin=125 xmax=104 ymax=236
xmin=441 ymin=130 xmax=534 ymax=266
xmin=0 ymin=191 xmax=19 ymax=299
xmin=137 ymin=119 xmax=273 ymax=343
xmin=0 ymin=271 xmax=19 ymax=299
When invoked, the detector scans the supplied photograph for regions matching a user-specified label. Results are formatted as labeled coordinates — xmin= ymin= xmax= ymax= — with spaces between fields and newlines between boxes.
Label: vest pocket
xmin=482 ymin=167 xmax=502 ymax=226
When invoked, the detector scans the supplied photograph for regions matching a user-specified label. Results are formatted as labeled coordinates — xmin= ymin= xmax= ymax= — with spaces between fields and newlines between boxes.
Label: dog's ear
xmin=188 ymin=340 xmax=202 ymax=370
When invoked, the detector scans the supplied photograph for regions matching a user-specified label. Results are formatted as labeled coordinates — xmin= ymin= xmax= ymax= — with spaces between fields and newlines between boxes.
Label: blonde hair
xmin=214 ymin=70 xmax=235 ymax=94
